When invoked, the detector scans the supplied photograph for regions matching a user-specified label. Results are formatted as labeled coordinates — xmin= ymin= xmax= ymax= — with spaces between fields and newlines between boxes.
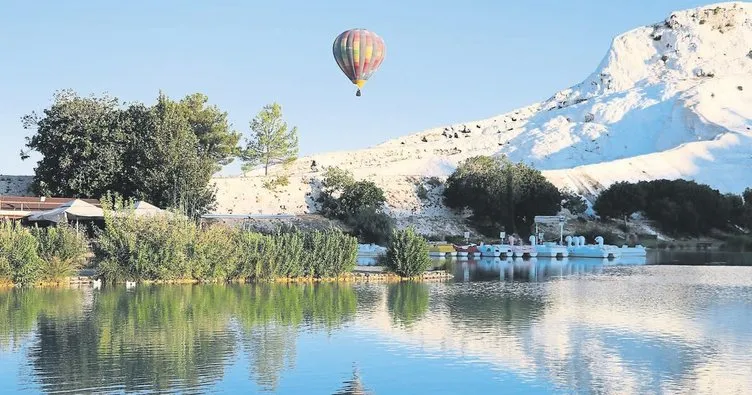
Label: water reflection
xmin=1 ymin=261 xmax=751 ymax=394
xmin=448 ymin=257 xmax=620 ymax=283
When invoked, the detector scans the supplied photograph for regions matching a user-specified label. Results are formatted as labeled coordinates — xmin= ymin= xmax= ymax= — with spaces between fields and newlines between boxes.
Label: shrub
xmin=94 ymin=196 xmax=359 ymax=283
xmin=94 ymin=203 xmax=197 ymax=283
xmin=416 ymin=184 xmax=429 ymax=200
xmin=385 ymin=227 xmax=431 ymax=277
xmin=31 ymin=225 xmax=89 ymax=282
xmin=192 ymin=224 xmax=242 ymax=281
xmin=561 ymin=188 xmax=588 ymax=216
xmin=347 ymin=207 xmax=394 ymax=245
xmin=262 ymin=175 xmax=290 ymax=192
xmin=0 ymin=221 xmax=42 ymax=286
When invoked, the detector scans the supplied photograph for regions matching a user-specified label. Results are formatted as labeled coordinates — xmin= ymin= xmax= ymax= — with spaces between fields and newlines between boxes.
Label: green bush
xmin=31 ymin=225 xmax=89 ymax=282
xmin=94 ymin=197 xmax=358 ymax=283
xmin=192 ymin=224 xmax=242 ymax=281
xmin=347 ymin=207 xmax=394 ymax=245
xmin=0 ymin=221 xmax=42 ymax=286
xmin=386 ymin=227 xmax=432 ymax=277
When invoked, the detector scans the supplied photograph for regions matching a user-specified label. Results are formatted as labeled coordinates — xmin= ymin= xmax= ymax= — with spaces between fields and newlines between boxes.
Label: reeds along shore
xmin=0 ymin=208 xmax=362 ymax=286
xmin=93 ymin=208 xmax=360 ymax=284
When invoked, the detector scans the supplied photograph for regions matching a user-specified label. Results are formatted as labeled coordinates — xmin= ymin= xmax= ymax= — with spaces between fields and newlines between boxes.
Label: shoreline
xmin=0 ymin=266 xmax=454 ymax=288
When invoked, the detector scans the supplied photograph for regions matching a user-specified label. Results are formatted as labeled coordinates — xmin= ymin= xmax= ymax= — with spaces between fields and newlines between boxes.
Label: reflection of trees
xmin=28 ymin=286 xmax=237 ymax=393
xmin=237 ymin=283 xmax=357 ymax=392
xmin=0 ymin=289 xmax=83 ymax=352
xmin=1 ymin=282 xmax=360 ymax=393
xmin=244 ymin=323 xmax=298 ymax=392
xmin=443 ymin=287 xmax=546 ymax=332
xmin=387 ymin=282 xmax=429 ymax=327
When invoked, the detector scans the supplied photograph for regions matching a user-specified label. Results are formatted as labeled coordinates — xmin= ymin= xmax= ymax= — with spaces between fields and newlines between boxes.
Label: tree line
xmin=593 ymin=179 xmax=752 ymax=235
xmin=20 ymin=90 xmax=300 ymax=217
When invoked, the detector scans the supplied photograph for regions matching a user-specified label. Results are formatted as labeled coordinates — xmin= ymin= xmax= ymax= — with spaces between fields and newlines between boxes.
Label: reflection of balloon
xmin=332 ymin=28 xmax=386 ymax=97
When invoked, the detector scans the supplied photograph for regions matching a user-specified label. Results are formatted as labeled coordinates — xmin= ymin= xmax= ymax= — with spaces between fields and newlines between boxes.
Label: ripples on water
xmin=1 ymin=257 xmax=752 ymax=394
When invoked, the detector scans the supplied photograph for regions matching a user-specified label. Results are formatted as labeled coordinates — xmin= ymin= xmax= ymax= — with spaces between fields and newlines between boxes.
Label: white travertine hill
xmin=213 ymin=2 xmax=752 ymax=233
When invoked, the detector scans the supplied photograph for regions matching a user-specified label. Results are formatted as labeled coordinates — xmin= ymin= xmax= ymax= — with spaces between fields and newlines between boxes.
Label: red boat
xmin=453 ymin=244 xmax=479 ymax=256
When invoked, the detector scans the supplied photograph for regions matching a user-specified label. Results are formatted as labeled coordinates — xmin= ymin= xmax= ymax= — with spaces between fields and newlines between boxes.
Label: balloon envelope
xmin=332 ymin=29 xmax=386 ymax=95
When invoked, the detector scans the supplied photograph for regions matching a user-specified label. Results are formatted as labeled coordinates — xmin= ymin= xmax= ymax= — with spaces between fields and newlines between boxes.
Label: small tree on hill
xmin=561 ymin=188 xmax=588 ymax=216
xmin=241 ymin=102 xmax=299 ymax=175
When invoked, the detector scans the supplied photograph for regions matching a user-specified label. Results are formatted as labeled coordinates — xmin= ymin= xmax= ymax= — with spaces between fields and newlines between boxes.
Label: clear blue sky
xmin=0 ymin=0 xmax=710 ymax=176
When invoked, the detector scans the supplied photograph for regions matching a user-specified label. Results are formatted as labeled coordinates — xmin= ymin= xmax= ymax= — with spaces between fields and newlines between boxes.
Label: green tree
xmin=385 ymin=227 xmax=432 ymax=277
xmin=593 ymin=181 xmax=646 ymax=221
xmin=21 ymin=90 xmax=236 ymax=218
xmin=443 ymin=155 xmax=561 ymax=235
xmin=241 ymin=103 xmax=299 ymax=175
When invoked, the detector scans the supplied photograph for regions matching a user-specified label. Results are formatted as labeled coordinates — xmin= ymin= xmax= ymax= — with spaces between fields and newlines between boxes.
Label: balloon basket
xmin=356 ymin=89 xmax=361 ymax=97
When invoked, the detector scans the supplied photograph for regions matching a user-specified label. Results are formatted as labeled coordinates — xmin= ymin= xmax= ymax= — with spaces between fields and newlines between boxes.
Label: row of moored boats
xmin=358 ymin=235 xmax=646 ymax=260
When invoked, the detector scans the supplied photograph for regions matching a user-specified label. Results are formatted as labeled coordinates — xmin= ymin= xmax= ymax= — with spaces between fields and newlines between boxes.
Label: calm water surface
xmin=2 ymin=255 xmax=752 ymax=394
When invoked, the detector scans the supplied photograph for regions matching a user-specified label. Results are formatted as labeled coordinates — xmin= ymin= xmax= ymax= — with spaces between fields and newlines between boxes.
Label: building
xmin=0 ymin=196 xmax=101 ymax=221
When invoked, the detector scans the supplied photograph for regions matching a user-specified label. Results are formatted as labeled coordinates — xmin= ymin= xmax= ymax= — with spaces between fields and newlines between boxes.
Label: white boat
xmin=511 ymin=245 xmax=538 ymax=258
xmin=535 ymin=242 xmax=569 ymax=258
xmin=509 ymin=235 xmax=538 ymax=258
xmin=490 ymin=244 xmax=513 ymax=257
xmin=358 ymin=243 xmax=387 ymax=257
xmin=566 ymin=236 xmax=621 ymax=259
xmin=619 ymin=244 xmax=647 ymax=257
xmin=478 ymin=244 xmax=503 ymax=257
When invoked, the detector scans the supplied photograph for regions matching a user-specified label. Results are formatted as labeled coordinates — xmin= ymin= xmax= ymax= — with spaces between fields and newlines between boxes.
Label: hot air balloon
xmin=332 ymin=28 xmax=386 ymax=97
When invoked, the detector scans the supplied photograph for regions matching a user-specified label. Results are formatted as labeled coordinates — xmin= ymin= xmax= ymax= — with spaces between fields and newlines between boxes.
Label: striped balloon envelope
xmin=332 ymin=28 xmax=386 ymax=96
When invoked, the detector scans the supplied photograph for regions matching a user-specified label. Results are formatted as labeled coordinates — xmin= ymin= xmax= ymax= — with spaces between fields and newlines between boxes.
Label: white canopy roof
xmin=27 ymin=199 xmax=104 ymax=223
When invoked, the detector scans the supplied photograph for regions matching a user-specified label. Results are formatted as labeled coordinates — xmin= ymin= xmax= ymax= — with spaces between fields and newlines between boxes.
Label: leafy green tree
xmin=593 ymin=181 xmax=646 ymax=220
xmin=21 ymin=90 xmax=125 ymax=198
xmin=443 ymin=155 xmax=561 ymax=235
xmin=241 ymin=103 xmax=299 ymax=175
xmin=339 ymin=180 xmax=386 ymax=219
xmin=316 ymin=167 xmax=392 ymax=244
xmin=385 ymin=227 xmax=432 ymax=277
xmin=20 ymin=90 xmax=237 ymax=218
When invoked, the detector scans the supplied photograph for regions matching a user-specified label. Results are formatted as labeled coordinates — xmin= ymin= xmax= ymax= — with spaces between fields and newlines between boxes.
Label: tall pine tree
xmin=241 ymin=103 xmax=299 ymax=175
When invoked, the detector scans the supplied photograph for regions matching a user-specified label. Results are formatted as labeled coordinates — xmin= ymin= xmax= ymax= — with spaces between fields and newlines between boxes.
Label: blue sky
xmin=0 ymin=0 xmax=710 ymax=176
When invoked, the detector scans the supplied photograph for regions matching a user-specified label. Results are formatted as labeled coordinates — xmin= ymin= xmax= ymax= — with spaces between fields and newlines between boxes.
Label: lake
xmin=1 ymin=254 xmax=752 ymax=394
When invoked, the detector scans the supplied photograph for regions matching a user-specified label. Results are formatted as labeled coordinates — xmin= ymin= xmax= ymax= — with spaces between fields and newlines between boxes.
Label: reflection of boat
xmin=619 ymin=244 xmax=647 ymax=257
xmin=429 ymin=243 xmax=456 ymax=257
xmin=616 ymin=255 xmax=647 ymax=265
xmin=535 ymin=243 xmax=569 ymax=258
xmin=358 ymin=244 xmax=387 ymax=257
xmin=566 ymin=236 xmax=621 ymax=259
